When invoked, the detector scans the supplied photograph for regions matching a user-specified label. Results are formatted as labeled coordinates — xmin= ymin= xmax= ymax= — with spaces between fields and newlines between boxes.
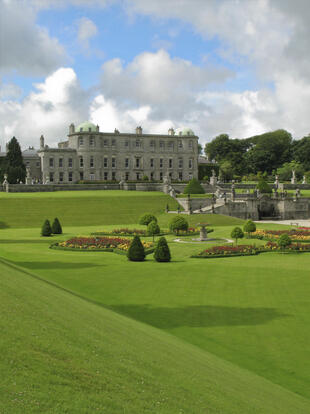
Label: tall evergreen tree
xmin=5 ymin=137 xmax=26 ymax=183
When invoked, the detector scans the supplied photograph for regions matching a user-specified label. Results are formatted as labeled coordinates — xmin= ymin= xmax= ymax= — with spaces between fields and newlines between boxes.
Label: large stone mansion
xmin=6 ymin=121 xmax=200 ymax=184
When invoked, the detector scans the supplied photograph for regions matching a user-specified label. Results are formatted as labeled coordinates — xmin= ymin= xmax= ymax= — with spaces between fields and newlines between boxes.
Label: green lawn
xmin=0 ymin=190 xmax=310 ymax=412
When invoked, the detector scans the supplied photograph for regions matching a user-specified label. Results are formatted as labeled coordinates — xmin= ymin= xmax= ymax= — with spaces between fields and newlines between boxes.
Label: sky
xmin=1 ymin=0 xmax=310 ymax=150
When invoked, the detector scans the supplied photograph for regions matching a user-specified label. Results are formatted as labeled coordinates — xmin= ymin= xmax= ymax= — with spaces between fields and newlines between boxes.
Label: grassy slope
xmin=1 ymin=259 xmax=310 ymax=414
xmin=0 ymin=190 xmax=179 ymax=228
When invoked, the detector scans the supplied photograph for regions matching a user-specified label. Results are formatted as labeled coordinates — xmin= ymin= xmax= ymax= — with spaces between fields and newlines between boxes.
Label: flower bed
xmin=174 ymin=227 xmax=213 ymax=237
xmin=192 ymin=244 xmax=264 ymax=258
xmin=251 ymin=229 xmax=310 ymax=242
xmin=50 ymin=236 xmax=154 ymax=254
xmin=92 ymin=228 xmax=147 ymax=236
xmin=265 ymin=241 xmax=310 ymax=252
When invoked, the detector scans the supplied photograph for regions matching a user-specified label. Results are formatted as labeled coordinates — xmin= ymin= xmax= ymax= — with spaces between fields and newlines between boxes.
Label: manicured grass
xmin=0 ymin=190 xmax=179 ymax=228
xmin=2 ymin=260 xmax=310 ymax=413
xmin=1 ymin=190 xmax=310 ymax=411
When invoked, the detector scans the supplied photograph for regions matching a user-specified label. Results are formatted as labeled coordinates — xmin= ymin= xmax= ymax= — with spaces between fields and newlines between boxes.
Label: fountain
xmin=195 ymin=223 xmax=210 ymax=241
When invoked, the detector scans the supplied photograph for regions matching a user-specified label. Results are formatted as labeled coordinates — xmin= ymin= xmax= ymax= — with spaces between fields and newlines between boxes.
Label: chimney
xmin=69 ymin=123 xmax=75 ymax=134
xmin=135 ymin=126 xmax=142 ymax=135
xmin=40 ymin=135 xmax=45 ymax=150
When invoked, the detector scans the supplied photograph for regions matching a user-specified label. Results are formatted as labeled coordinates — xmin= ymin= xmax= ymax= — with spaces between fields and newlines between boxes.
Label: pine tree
xmin=183 ymin=178 xmax=205 ymax=194
xmin=5 ymin=137 xmax=26 ymax=183
xmin=127 ymin=236 xmax=145 ymax=262
xmin=52 ymin=218 xmax=62 ymax=234
xmin=41 ymin=219 xmax=52 ymax=237
xmin=154 ymin=237 xmax=171 ymax=262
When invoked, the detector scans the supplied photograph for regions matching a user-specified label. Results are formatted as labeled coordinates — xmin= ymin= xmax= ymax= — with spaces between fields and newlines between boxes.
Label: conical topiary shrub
xmin=52 ymin=217 xmax=62 ymax=234
xmin=183 ymin=178 xmax=205 ymax=194
xmin=154 ymin=237 xmax=171 ymax=262
xmin=127 ymin=235 xmax=145 ymax=262
xmin=41 ymin=219 xmax=52 ymax=237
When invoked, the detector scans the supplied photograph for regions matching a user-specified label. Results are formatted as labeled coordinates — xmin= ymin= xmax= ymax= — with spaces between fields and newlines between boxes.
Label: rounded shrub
xmin=52 ymin=217 xmax=62 ymax=234
xmin=231 ymin=227 xmax=244 ymax=245
xmin=278 ymin=233 xmax=291 ymax=250
xmin=257 ymin=179 xmax=272 ymax=194
xmin=41 ymin=219 xmax=52 ymax=237
xmin=147 ymin=220 xmax=160 ymax=241
xmin=243 ymin=220 xmax=256 ymax=237
xmin=127 ymin=235 xmax=145 ymax=262
xmin=169 ymin=216 xmax=189 ymax=235
xmin=183 ymin=177 xmax=205 ymax=194
xmin=154 ymin=237 xmax=171 ymax=262
xmin=139 ymin=213 xmax=157 ymax=226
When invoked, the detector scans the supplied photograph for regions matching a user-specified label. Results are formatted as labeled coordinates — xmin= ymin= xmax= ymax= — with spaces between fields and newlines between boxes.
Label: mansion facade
xmin=35 ymin=122 xmax=199 ymax=184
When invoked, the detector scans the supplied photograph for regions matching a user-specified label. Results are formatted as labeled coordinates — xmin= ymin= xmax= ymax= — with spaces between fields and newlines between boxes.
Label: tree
xmin=277 ymin=233 xmax=291 ymax=251
xmin=276 ymin=161 xmax=304 ymax=182
xmin=41 ymin=219 xmax=52 ymax=237
xmin=4 ymin=137 xmax=26 ymax=183
xmin=154 ymin=237 xmax=171 ymax=262
xmin=243 ymin=220 xmax=256 ymax=237
xmin=257 ymin=179 xmax=272 ymax=194
xmin=52 ymin=218 xmax=62 ymax=234
xmin=292 ymin=135 xmax=310 ymax=171
xmin=219 ymin=160 xmax=234 ymax=182
xmin=183 ymin=177 xmax=205 ymax=194
xmin=127 ymin=236 xmax=145 ymax=262
xmin=169 ymin=216 xmax=188 ymax=235
xmin=231 ymin=227 xmax=244 ymax=245
xmin=147 ymin=220 xmax=160 ymax=241
xmin=139 ymin=214 xmax=157 ymax=226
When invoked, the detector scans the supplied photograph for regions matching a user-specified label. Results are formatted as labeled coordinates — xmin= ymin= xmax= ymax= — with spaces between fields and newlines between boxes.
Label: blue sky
xmin=1 ymin=0 xmax=310 ymax=149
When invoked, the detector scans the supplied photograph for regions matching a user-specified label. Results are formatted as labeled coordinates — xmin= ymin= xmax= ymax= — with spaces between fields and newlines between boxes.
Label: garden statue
xmin=274 ymin=175 xmax=279 ymax=189
xmin=302 ymin=175 xmax=306 ymax=184
xmin=210 ymin=169 xmax=217 ymax=186
xmin=291 ymin=170 xmax=296 ymax=184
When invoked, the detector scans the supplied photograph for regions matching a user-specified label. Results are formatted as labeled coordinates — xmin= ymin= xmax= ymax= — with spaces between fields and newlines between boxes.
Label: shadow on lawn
xmin=0 ymin=222 xmax=10 ymax=229
xmin=109 ymin=304 xmax=289 ymax=328
xmin=9 ymin=260 xmax=103 ymax=270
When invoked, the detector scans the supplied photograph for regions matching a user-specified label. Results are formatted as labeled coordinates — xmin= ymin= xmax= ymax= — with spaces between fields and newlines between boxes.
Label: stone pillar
xmin=26 ymin=166 xmax=32 ymax=185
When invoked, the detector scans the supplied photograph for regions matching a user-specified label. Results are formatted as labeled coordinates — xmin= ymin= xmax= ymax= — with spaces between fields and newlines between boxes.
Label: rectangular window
xmin=79 ymin=157 xmax=84 ymax=168
xmin=59 ymin=172 xmax=64 ymax=182
xmin=189 ymin=173 xmax=193 ymax=180
xmin=189 ymin=159 xmax=193 ymax=169
xmin=59 ymin=158 xmax=63 ymax=168
xmin=68 ymin=172 xmax=73 ymax=182
xmin=150 ymin=172 xmax=154 ymax=181
xmin=90 ymin=173 xmax=95 ymax=181
xmin=160 ymin=158 xmax=163 ymax=169
xmin=160 ymin=172 xmax=163 ymax=181
xmin=79 ymin=172 xmax=84 ymax=181
xmin=90 ymin=156 xmax=94 ymax=168
xmin=150 ymin=140 xmax=155 ymax=149
xmin=103 ymin=139 xmax=108 ymax=147
xmin=111 ymin=139 xmax=116 ymax=147
xmin=49 ymin=172 xmax=54 ymax=182
xmin=90 ymin=136 xmax=95 ymax=146
xmin=135 ymin=158 xmax=140 ymax=168
xmin=125 ymin=140 xmax=129 ymax=148
xmin=136 ymin=140 xmax=141 ymax=148
xmin=178 ymin=158 xmax=183 ymax=169
xmin=103 ymin=157 xmax=108 ymax=168
xmin=169 ymin=158 xmax=173 ymax=169
xmin=49 ymin=157 xmax=54 ymax=168
xmin=168 ymin=141 xmax=174 ymax=150
xmin=36 ymin=161 xmax=40 ymax=167
xmin=189 ymin=140 xmax=193 ymax=149
xmin=79 ymin=137 xmax=84 ymax=146
xmin=178 ymin=172 xmax=183 ymax=181
xmin=125 ymin=158 xmax=129 ymax=169
xmin=136 ymin=173 xmax=140 ymax=181
xmin=159 ymin=141 xmax=164 ymax=149
xmin=68 ymin=158 xmax=73 ymax=168
xmin=104 ymin=172 xmax=108 ymax=180
xmin=125 ymin=172 xmax=129 ymax=181
xmin=150 ymin=158 xmax=154 ymax=168
xmin=112 ymin=157 xmax=116 ymax=168
xmin=178 ymin=140 xmax=183 ymax=149
xmin=112 ymin=171 xmax=116 ymax=181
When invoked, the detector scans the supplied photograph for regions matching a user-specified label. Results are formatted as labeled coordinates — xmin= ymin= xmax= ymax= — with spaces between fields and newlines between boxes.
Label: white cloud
xmin=0 ymin=68 xmax=89 ymax=149
xmin=77 ymin=17 xmax=98 ymax=50
xmin=0 ymin=0 xmax=65 ymax=76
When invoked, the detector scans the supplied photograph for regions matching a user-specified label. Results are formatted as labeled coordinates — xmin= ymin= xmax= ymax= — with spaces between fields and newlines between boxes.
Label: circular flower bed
xmin=51 ymin=236 xmax=153 ymax=254
xmin=251 ymin=229 xmax=310 ymax=242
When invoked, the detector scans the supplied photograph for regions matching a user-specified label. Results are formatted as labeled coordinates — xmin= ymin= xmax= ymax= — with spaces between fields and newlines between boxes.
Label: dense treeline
xmin=204 ymin=130 xmax=310 ymax=182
